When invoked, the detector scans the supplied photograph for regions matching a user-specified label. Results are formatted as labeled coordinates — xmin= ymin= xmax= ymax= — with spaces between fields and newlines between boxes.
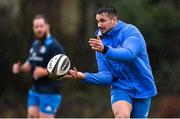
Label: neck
xmin=114 ymin=20 xmax=119 ymax=26
xmin=38 ymin=35 xmax=47 ymax=42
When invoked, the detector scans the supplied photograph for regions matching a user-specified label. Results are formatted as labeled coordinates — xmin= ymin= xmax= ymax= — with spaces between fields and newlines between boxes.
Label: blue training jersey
xmin=27 ymin=35 xmax=64 ymax=94
xmin=82 ymin=21 xmax=157 ymax=99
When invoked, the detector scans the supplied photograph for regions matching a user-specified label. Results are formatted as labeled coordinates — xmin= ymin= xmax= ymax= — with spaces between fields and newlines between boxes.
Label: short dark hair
xmin=96 ymin=6 xmax=118 ymax=18
xmin=33 ymin=14 xmax=49 ymax=24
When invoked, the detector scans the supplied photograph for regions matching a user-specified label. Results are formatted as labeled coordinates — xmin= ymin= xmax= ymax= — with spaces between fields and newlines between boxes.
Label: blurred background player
xmin=66 ymin=6 xmax=157 ymax=118
xmin=12 ymin=14 xmax=64 ymax=118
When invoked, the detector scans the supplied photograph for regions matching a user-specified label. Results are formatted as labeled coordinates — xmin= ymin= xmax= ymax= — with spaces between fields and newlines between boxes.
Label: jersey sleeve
xmin=104 ymin=25 xmax=146 ymax=62
xmin=81 ymin=52 xmax=113 ymax=85
xmin=49 ymin=40 xmax=65 ymax=57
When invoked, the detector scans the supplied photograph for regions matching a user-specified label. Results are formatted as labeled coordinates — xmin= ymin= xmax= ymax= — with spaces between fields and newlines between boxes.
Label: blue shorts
xmin=28 ymin=90 xmax=62 ymax=115
xmin=111 ymin=92 xmax=151 ymax=118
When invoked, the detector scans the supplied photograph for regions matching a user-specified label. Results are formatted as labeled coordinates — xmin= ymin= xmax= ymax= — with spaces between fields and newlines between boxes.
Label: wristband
xmin=102 ymin=46 xmax=108 ymax=54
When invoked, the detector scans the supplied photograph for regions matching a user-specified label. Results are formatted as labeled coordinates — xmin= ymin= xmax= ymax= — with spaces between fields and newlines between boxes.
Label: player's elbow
xmin=101 ymin=79 xmax=112 ymax=85
xmin=100 ymin=75 xmax=113 ymax=85
xmin=104 ymin=80 xmax=112 ymax=85
xmin=126 ymin=54 xmax=135 ymax=61
xmin=124 ymin=49 xmax=136 ymax=61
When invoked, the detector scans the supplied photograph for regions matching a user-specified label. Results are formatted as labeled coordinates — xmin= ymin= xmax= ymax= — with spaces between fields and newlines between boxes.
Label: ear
xmin=47 ymin=24 xmax=50 ymax=28
xmin=112 ymin=17 xmax=118 ymax=22
xmin=46 ymin=24 xmax=50 ymax=30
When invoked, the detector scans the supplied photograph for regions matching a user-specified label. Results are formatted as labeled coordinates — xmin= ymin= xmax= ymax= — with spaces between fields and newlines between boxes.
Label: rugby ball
xmin=47 ymin=54 xmax=70 ymax=79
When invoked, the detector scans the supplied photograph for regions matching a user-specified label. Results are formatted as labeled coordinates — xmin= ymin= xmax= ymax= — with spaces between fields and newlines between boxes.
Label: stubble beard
xmin=36 ymin=32 xmax=47 ymax=41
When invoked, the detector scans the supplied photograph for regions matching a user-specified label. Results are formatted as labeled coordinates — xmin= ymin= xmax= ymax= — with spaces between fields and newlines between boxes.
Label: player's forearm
xmin=103 ymin=46 xmax=135 ymax=62
xmin=42 ymin=68 xmax=48 ymax=76
xmin=81 ymin=71 xmax=112 ymax=85
xmin=20 ymin=62 xmax=31 ymax=73
xmin=39 ymin=67 xmax=48 ymax=77
xmin=33 ymin=67 xmax=48 ymax=79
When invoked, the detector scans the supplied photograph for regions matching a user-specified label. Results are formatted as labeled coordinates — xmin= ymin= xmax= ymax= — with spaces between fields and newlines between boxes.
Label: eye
xmin=99 ymin=19 xmax=105 ymax=23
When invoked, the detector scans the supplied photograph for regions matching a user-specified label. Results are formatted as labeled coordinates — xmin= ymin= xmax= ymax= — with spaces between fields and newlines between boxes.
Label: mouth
xmin=99 ymin=27 xmax=106 ymax=32
xmin=36 ymin=31 xmax=44 ymax=36
xmin=36 ymin=32 xmax=46 ymax=40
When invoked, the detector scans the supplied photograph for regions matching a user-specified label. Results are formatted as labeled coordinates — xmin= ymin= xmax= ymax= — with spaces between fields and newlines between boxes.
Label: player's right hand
xmin=12 ymin=61 xmax=21 ymax=74
xmin=89 ymin=36 xmax=104 ymax=52
xmin=65 ymin=67 xmax=85 ymax=80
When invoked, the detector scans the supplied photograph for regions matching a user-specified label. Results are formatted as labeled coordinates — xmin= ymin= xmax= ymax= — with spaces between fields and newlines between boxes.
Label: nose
xmin=36 ymin=26 xmax=42 ymax=31
xmin=98 ymin=22 xmax=102 ymax=28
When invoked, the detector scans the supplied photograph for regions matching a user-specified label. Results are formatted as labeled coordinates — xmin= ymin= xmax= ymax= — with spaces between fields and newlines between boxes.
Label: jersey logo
xmin=32 ymin=52 xmax=36 ymax=57
xmin=29 ymin=48 xmax=33 ymax=54
xmin=39 ymin=46 xmax=46 ymax=54
xmin=45 ymin=105 xmax=52 ymax=112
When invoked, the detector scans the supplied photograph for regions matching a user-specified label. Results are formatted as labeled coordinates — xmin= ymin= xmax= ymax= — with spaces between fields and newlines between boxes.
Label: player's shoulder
xmin=48 ymin=38 xmax=62 ymax=47
xmin=44 ymin=36 xmax=54 ymax=46
xmin=121 ymin=23 xmax=141 ymax=38
xmin=123 ymin=23 xmax=138 ymax=32
xmin=47 ymin=37 xmax=64 ymax=50
xmin=44 ymin=36 xmax=60 ymax=47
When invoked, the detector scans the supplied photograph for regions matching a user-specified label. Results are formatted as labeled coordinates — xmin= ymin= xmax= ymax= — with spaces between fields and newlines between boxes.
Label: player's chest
xmin=102 ymin=34 xmax=124 ymax=48
xmin=29 ymin=45 xmax=49 ymax=62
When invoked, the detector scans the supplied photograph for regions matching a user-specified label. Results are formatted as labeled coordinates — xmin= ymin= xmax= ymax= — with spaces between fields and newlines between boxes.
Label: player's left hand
xmin=64 ymin=67 xmax=85 ymax=80
xmin=89 ymin=36 xmax=104 ymax=52
xmin=33 ymin=66 xmax=48 ymax=80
